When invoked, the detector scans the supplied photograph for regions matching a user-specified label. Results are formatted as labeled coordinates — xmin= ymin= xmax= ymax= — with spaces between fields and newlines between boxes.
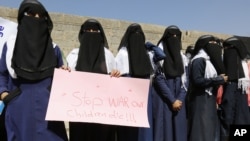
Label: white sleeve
xmin=66 ymin=48 xmax=79 ymax=71
xmin=104 ymin=48 xmax=115 ymax=73
xmin=115 ymin=47 xmax=129 ymax=75
xmin=181 ymin=51 xmax=188 ymax=91
xmin=148 ymin=51 xmax=155 ymax=70
xmin=158 ymin=42 xmax=164 ymax=67
xmin=6 ymin=35 xmax=17 ymax=79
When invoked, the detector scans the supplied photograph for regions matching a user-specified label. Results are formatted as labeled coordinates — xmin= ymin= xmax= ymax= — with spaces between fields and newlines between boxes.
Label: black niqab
xmin=223 ymin=37 xmax=247 ymax=81
xmin=157 ymin=25 xmax=184 ymax=77
xmin=118 ymin=23 xmax=152 ymax=78
xmin=204 ymin=44 xmax=225 ymax=74
xmin=234 ymin=36 xmax=250 ymax=59
xmin=11 ymin=0 xmax=57 ymax=81
xmin=193 ymin=35 xmax=225 ymax=74
xmin=75 ymin=19 xmax=108 ymax=74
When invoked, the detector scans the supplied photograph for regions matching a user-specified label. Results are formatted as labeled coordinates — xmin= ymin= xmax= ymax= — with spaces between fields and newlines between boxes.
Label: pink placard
xmin=46 ymin=69 xmax=150 ymax=127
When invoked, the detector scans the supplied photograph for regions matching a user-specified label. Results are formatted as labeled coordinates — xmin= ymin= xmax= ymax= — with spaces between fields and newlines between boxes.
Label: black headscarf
xmin=185 ymin=45 xmax=194 ymax=59
xmin=234 ymin=36 xmax=250 ymax=59
xmin=157 ymin=25 xmax=184 ymax=77
xmin=75 ymin=19 xmax=109 ymax=74
xmin=193 ymin=35 xmax=225 ymax=75
xmin=11 ymin=0 xmax=57 ymax=81
xmin=118 ymin=23 xmax=152 ymax=78
xmin=223 ymin=37 xmax=247 ymax=81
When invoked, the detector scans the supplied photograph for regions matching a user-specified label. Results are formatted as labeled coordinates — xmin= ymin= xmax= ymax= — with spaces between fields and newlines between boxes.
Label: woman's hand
xmin=60 ymin=65 xmax=71 ymax=72
xmin=220 ymin=74 xmax=228 ymax=82
xmin=172 ymin=100 xmax=182 ymax=111
xmin=110 ymin=69 xmax=121 ymax=78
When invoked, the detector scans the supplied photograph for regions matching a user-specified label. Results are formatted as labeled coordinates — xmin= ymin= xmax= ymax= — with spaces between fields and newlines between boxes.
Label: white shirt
xmin=66 ymin=47 xmax=116 ymax=73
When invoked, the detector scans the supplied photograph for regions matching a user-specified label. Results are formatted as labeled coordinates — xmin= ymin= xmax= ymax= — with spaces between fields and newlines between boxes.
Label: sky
xmin=1 ymin=0 xmax=250 ymax=36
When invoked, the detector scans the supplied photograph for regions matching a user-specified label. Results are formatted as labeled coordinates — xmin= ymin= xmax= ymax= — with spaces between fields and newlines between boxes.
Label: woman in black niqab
xmin=219 ymin=37 xmax=250 ymax=141
xmin=187 ymin=35 xmax=227 ymax=141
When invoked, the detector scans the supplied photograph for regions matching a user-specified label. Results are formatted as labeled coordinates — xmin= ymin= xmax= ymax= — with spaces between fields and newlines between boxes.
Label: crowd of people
xmin=0 ymin=0 xmax=250 ymax=141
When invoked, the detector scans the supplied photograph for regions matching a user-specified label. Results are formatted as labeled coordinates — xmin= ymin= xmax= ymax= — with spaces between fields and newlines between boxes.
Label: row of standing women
xmin=1 ymin=0 xmax=250 ymax=141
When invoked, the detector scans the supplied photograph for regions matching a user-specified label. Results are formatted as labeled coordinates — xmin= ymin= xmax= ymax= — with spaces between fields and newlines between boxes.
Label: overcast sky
xmin=1 ymin=0 xmax=250 ymax=36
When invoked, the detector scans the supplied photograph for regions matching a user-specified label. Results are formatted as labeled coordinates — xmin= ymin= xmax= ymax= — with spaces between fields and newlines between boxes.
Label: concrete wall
xmin=0 ymin=6 xmax=232 ymax=59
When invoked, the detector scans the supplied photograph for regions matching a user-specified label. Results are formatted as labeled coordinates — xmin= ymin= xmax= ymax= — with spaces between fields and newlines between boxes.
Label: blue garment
xmin=0 ymin=44 xmax=68 ymax=141
xmin=145 ymin=42 xmax=166 ymax=63
xmin=187 ymin=58 xmax=224 ymax=141
xmin=152 ymin=72 xmax=187 ymax=141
